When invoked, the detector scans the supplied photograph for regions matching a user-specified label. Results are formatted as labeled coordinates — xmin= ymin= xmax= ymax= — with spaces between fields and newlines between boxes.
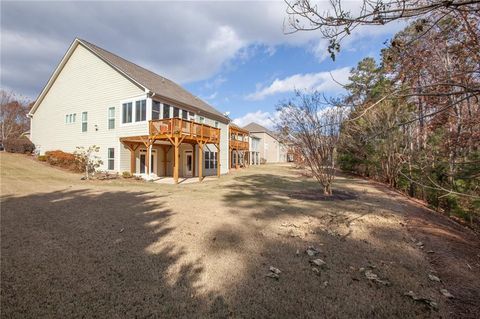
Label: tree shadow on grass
xmin=0 ymin=189 xmax=212 ymax=317
xmin=211 ymin=172 xmax=463 ymax=318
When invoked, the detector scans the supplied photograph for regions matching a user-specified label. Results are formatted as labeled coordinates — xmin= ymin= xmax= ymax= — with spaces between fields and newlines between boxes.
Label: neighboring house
xmin=243 ymin=122 xmax=287 ymax=163
xmin=249 ymin=135 xmax=260 ymax=165
xmin=229 ymin=123 xmax=249 ymax=169
xmin=28 ymin=38 xmax=230 ymax=183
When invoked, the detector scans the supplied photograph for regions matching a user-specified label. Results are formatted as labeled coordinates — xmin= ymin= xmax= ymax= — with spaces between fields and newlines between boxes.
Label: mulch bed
xmin=288 ymin=189 xmax=358 ymax=201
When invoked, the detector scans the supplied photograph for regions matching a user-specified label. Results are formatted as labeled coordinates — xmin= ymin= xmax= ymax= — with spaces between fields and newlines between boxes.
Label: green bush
xmin=122 ymin=171 xmax=132 ymax=178
xmin=37 ymin=155 xmax=47 ymax=162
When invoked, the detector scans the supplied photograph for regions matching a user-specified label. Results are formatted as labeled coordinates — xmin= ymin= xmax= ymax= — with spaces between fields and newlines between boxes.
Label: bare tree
xmin=74 ymin=145 xmax=103 ymax=179
xmin=284 ymin=0 xmax=480 ymax=60
xmin=276 ymin=91 xmax=347 ymax=195
xmin=0 ymin=90 xmax=31 ymax=141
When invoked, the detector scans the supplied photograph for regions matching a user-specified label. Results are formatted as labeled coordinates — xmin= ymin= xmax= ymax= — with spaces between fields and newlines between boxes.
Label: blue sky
xmin=1 ymin=1 xmax=404 ymax=128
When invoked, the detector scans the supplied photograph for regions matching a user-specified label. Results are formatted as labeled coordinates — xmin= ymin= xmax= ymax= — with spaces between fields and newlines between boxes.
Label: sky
xmin=1 ymin=1 xmax=405 ymax=128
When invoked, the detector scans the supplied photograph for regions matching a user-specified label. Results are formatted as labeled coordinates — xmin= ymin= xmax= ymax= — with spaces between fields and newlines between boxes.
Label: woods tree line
xmin=279 ymin=1 xmax=479 ymax=224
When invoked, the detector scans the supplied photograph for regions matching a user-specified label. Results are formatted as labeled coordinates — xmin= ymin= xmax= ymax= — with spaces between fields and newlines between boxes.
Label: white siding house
xmin=29 ymin=38 xmax=231 ymax=181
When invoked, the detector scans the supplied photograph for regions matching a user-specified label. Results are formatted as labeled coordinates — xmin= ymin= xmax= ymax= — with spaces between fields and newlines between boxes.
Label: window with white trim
xmin=122 ymin=102 xmax=132 ymax=123
xmin=65 ymin=113 xmax=76 ymax=124
xmin=152 ymin=101 xmax=160 ymax=120
xmin=108 ymin=148 xmax=115 ymax=170
xmin=204 ymin=151 xmax=210 ymax=169
xmin=81 ymin=112 xmax=88 ymax=132
xmin=204 ymin=151 xmax=217 ymax=169
xmin=199 ymin=116 xmax=205 ymax=123
xmin=214 ymin=121 xmax=219 ymax=128
xmin=181 ymin=109 xmax=188 ymax=120
xmin=135 ymin=100 xmax=146 ymax=122
xmin=173 ymin=107 xmax=179 ymax=118
xmin=163 ymin=104 xmax=171 ymax=118
xmin=108 ymin=107 xmax=115 ymax=129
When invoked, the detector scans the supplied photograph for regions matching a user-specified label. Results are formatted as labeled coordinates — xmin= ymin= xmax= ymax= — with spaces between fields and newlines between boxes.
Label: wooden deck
xmin=229 ymin=125 xmax=250 ymax=169
xmin=120 ymin=118 xmax=221 ymax=184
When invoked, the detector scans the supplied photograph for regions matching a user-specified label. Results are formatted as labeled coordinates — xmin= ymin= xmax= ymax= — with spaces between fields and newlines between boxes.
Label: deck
xmin=120 ymin=118 xmax=221 ymax=183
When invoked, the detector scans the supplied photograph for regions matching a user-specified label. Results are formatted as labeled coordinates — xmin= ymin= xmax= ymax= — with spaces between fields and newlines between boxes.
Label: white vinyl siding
xmin=30 ymin=44 xmax=146 ymax=172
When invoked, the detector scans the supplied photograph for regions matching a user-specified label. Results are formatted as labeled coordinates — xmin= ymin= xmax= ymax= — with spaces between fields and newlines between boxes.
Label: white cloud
xmin=233 ymin=110 xmax=279 ymax=129
xmin=1 ymin=1 xmax=404 ymax=97
xmin=245 ymin=67 xmax=351 ymax=100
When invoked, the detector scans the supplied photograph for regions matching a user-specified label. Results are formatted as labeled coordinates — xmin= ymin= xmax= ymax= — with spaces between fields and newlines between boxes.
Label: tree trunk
xmin=323 ymin=184 xmax=332 ymax=196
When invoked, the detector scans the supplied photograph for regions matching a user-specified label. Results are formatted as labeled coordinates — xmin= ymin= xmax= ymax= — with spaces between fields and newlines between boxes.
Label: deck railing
xmin=229 ymin=139 xmax=249 ymax=150
xmin=149 ymin=118 xmax=220 ymax=143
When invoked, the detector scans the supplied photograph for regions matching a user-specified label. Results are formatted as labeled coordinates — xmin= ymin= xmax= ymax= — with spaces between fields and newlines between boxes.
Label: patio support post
xmin=174 ymin=136 xmax=179 ymax=184
xmin=146 ymin=144 xmax=151 ymax=175
xmin=130 ymin=146 xmax=136 ymax=174
xmin=198 ymin=142 xmax=204 ymax=182
xmin=192 ymin=144 xmax=196 ymax=176
xmin=163 ymin=146 xmax=168 ymax=176
xmin=216 ymin=143 xmax=220 ymax=177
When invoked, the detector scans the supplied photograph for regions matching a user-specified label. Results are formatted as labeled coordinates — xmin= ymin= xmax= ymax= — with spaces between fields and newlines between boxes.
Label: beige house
xmin=29 ymin=38 xmax=230 ymax=183
xmin=243 ymin=122 xmax=287 ymax=163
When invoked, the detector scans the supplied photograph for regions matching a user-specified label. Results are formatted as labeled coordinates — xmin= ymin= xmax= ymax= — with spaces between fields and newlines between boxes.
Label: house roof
xmin=30 ymin=38 xmax=229 ymax=123
xmin=244 ymin=122 xmax=273 ymax=134
xmin=229 ymin=122 xmax=250 ymax=134
xmin=244 ymin=122 xmax=280 ymax=140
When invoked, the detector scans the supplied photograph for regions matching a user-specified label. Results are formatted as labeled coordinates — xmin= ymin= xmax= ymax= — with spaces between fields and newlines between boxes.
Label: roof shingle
xmin=78 ymin=39 xmax=229 ymax=122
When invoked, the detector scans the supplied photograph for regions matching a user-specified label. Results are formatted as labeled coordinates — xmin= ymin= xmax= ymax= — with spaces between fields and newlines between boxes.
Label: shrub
xmin=73 ymin=145 xmax=102 ymax=179
xmin=260 ymin=157 xmax=267 ymax=165
xmin=44 ymin=150 xmax=81 ymax=172
xmin=4 ymin=138 xmax=35 ymax=154
xmin=37 ymin=155 xmax=47 ymax=162
xmin=122 ymin=171 xmax=132 ymax=178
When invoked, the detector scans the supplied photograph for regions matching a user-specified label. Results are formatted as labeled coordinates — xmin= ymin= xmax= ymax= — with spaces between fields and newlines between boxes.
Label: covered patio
xmin=120 ymin=118 xmax=220 ymax=184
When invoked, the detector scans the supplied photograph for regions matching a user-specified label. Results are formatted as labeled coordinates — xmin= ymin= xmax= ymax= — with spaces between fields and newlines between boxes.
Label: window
xmin=173 ymin=107 xmax=179 ymax=118
xmin=135 ymin=99 xmax=146 ymax=122
xmin=152 ymin=101 xmax=161 ymax=120
xmin=108 ymin=107 xmax=115 ymax=129
xmin=163 ymin=104 xmax=171 ymax=118
xmin=199 ymin=116 xmax=205 ymax=123
xmin=214 ymin=121 xmax=219 ymax=128
xmin=108 ymin=148 xmax=115 ymax=170
xmin=205 ymin=151 xmax=210 ymax=169
xmin=65 ymin=113 xmax=76 ymax=124
xmin=204 ymin=151 xmax=216 ymax=169
xmin=122 ymin=102 xmax=132 ymax=123
xmin=181 ymin=109 xmax=188 ymax=120
xmin=188 ymin=112 xmax=195 ymax=121
xmin=81 ymin=112 xmax=88 ymax=132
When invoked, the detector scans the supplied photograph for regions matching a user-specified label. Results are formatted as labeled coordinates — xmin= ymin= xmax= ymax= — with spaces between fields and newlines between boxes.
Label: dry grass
xmin=1 ymin=152 xmax=479 ymax=318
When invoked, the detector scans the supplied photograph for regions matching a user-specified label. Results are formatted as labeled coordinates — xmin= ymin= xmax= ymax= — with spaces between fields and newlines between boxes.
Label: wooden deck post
xmin=163 ymin=146 xmax=168 ymax=176
xmin=174 ymin=136 xmax=179 ymax=184
xmin=198 ymin=142 xmax=204 ymax=182
xmin=146 ymin=144 xmax=151 ymax=175
xmin=216 ymin=143 xmax=220 ymax=177
xmin=192 ymin=144 xmax=196 ymax=176
xmin=130 ymin=147 xmax=136 ymax=174
xmin=235 ymin=150 xmax=239 ymax=169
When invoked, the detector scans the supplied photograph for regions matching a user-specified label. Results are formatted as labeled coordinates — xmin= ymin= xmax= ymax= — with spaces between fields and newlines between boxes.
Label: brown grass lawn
xmin=1 ymin=152 xmax=479 ymax=318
